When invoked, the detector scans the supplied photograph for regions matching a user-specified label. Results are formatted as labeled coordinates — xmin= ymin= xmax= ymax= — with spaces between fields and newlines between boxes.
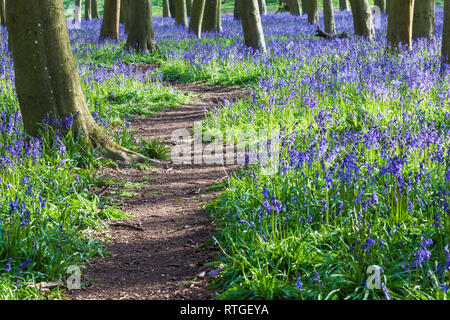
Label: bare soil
xmin=68 ymin=82 xmax=248 ymax=300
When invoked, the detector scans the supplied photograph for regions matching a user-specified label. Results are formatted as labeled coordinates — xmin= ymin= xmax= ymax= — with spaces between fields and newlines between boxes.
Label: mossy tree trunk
xmin=288 ymin=0 xmax=301 ymax=15
xmin=175 ymin=0 xmax=188 ymax=27
xmin=323 ymin=0 xmax=335 ymax=35
xmin=6 ymin=0 xmax=149 ymax=164
xmin=85 ymin=0 xmax=92 ymax=20
xmin=412 ymin=0 xmax=435 ymax=39
xmin=188 ymin=0 xmax=206 ymax=37
xmin=234 ymin=0 xmax=241 ymax=20
xmin=387 ymin=0 xmax=414 ymax=50
xmin=240 ymin=0 xmax=266 ymax=54
xmin=339 ymin=0 xmax=349 ymax=10
xmin=349 ymin=0 xmax=374 ymax=39
xmin=125 ymin=0 xmax=157 ymax=53
xmin=442 ymin=0 xmax=450 ymax=69
xmin=100 ymin=0 xmax=120 ymax=41
xmin=202 ymin=0 xmax=221 ymax=32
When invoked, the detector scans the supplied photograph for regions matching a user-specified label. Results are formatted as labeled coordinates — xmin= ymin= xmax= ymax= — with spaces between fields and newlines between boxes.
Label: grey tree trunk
xmin=307 ymin=0 xmax=318 ymax=25
xmin=323 ymin=0 xmax=335 ymax=35
xmin=234 ymin=0 xmax=241 ymax=20
xmin=240 ymin=0 xmax=266 ymax=53
xmin=387 ymin=0 xmax=414 ymax=50
xmin=202 ymin=0 xmax=221 ymax=32
xmin=92 ymin=0 xmax=99 ymax=18
xmin=100 ymin=0 xmax=120 ymax=41
xmin=412 ymin=0 xmax=435 ymax=39
xmin=74 ymin=0 xmax=82 ymax=23
xmin=125 ymin=0 xmax=157 ymax=53
xmin=288 ymin=0 xmax=301 ymax=15
xmin=0 ymin=0 xmax=6 ymax=26
xmin=186 ymin=0 xmax=192 ymax=16
xmin=163 ymin=0 xmax=170 ymax=17
xmin=85 ymin=0 xmax=92 ymax=20
xmin=6 ymin=0 xmax=148 ymax=163
xmin=258 ymin=0 xmax=267 ymax=15
xmin=442 ymin=0 xmax=450 ymax=68
xmin=374 ymin=0 xmax=386 ymax=13
xmin=188 ymin=0 xmax=206 ymax=37
xmin=339 ymin=0 xmax=348 ymax=10
xmin=175 ymin=0 xmax=188 ymax=27
xmin=349 ymin=0 xmax=374 ymax=40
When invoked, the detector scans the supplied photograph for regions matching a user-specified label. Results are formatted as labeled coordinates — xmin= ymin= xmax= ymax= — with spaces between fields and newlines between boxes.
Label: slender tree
xmin=163 ymin=0 xmax=170 ymax=17
xmin=258 ymin=0 xmax=267 ymax=15
xmin=175 ymin=0 xmax=188 ymax=27
xmin=442 ymin=0 xmax=450 ymax=70
xmin=349 ymin=0 xmax=374 ymax=39
xmin=6 ymin=0 xmax=148 ymax=163
xmin=74 ymin=0 xmax=82 ymax=23
xmin=288 ymin=0 xmax=301 ymax=15
xmin=85 ymin=0 xmax=92 ymax=20
xmin=125 ymin=0 xmax=158 ymax=53
xmin=412 ymin=0 xmax=435 ymax=39
xmin=240 ymin=0 xmax=266 ymax=53
xmin=0 ymin=0 xmax=6 ymax=26
xmin=339 ymin=0 xmax=348 ymax=10
xmin=323 ymin=0 xmax=336 ymax=35
xmin=100 ymin=0 xmax=120 ymax=41
xmin=186 ymin=0 xmax=192 ymax=16
xmin=169 ymin=0 xmax=176 ymax=17
xmin=92 ymin=0 xmax=99 ymax=18
xmin=189 ymin=0 xmax=206 ymax=37
xmin=202 ymin=0 xmax=221 ymax=32
xmin=387 ymin=0 xmax=414 ymax=49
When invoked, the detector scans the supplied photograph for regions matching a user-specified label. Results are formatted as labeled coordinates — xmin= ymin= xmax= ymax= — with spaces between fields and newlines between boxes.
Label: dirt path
xmin=69 ymin=83 xmax=248 ymax=300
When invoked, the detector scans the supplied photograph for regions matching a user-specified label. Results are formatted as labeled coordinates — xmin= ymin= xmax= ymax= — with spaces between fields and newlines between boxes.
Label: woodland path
xmin=69 ymin=82 xmax=248 ymax=300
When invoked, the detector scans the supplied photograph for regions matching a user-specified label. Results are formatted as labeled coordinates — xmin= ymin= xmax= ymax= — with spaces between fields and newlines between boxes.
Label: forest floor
xmin=68 ymin=82 xmax=248 ymax=300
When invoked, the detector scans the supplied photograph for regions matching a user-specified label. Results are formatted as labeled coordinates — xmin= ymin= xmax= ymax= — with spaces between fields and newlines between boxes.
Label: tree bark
xmin=6 ymin=0 xmax=149 ymax=164
xmin=163 ymin=0 xmax=170 ymax=17
xmin=92 ymin=0 xmax=99 ymax=18
xmin=374 ymin=0 xmax=386 ymax=13
xmin=323 ymin=0 xmax=335 ymax=35
xmin=0 ymin=0 xmax=6 ymax=26
xmin=175 ymin=0 xmax=188 ymax=27
xmin=169 ymin=0 xmax=176 ymax=17
xmin=85 ymin=0 xmax=92 ymax=20
xmin=258 ymin=0 xmax=267 ymax=15
xmin=307 ymin=0 xmax=318 ymax=25
xmin=349 ymin=0 xmax=374 ymax=39
xmin=186 ymin=0 xmax=192 ymax=16
xmin=234 ymin=0 xmax=241 ymax=20
xmin=125 ymin=0 xmax=157 ymax=53
xmin=120 ymin=0 xmax=128 ymax=23
xmin=188 ymin=0 xmax=206 ymax=37
xmin=100 ymin=0 xmax=120 ymax=41
xmin=442 ymin=0 xmax=450 ymax=68
xmin=339 ymin=0 xmax=348 ymax=11
xmin=288 ymin=0 xmax=301 ymax=15
xmin=74 ymin=0 xmax=82 ymax=23
xmin=387 ymin=0 xmax=414 ymax=50
xmin=202 ymin=0 xmax=221 ymax=32
xmin=412 ymin=0 xmax=435 ymax=39
xmin=240 ymin=0 xmax=266 ymax=54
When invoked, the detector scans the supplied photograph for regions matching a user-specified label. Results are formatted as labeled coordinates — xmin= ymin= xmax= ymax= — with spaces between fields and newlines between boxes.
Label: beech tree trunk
xmin=175 ymin=0 xmax=188 ymax=27
xmin=0 ymin=0 xmax=6 ymax=26
xmin=169 ymin=0 xmax=176 ymax=17
xmin=349 ymin=0 xmax=374 ymax=39
xmin=387 ymin=0 xmax=414 ymax=50
xmin=442 ymin=0 xmax=450 ymax=68
xmin=307 ymin=0 xmax=318 ymax=25
xmin=125 ymin=0 xmax=157 ymax=53
xmin=188 ymin=0 xmax=206 ymax=37
xmin=163 ymin=0 xmax=170 ymax=17
xmin=374 ymin=0 xmax=386 ymax=13
xmin=6 ymin=0 xmax=148 ymax=164
xmin=186 ymin=0 xmax=192 ymax=16
xmin=288 ymin=0 xmax=301 ymax=15
xmin=339 ymin=0 xmax=348 ymax=10
xmin=100 ymin=0 xmax=120 ymax=41
xmin=234 ymin=0 xmax=241 ymax=20
xmin=202 ymin=0 xmax=221 ymax=32
xmin=74 ymin=0 xmax=82 ymax=23
xmin=240 ymin=0 xmax=266 ymax=54
xmin=258 ymin=0 xmax=267 ymax=15
xmin=120 ymin=0 xmax=128 ymax=23
xmin=412 ymin=0 xmax=435 ymax=39
xmin=323 ymin=0 xmax=335 ymax=35
xmin=92 ymin=0 xmax=99 ymax=18
xmin=85 ymin=0 xmax=92 ymax=20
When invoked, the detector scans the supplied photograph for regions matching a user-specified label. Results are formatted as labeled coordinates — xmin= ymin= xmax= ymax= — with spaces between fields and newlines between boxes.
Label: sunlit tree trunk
xmin=175 ymin=0 xmax=188 ymax=27
xmin=387 ymin=0 xmax=414 ymax=50
xmin=258 ymin=0 xmax=267 ymax=15
xmin=240 ymin=0 xmax=266 ymax=53
xmin=125 ymin=0 xmax=157 ymax=53
xmin=339 ymin=0 xmax=348 ymax=10
xmin=163 ymin=0 xmax=170 ymax=17
xmin=74 ymin=0 xmax=82 ymax=23
xmin=323 ymin=0 xmax=335 ymax=35
xmin=85 ymin=0 xmax=92 ymax=20
xmin=412 ymin=0 xmax=435 ymax=39
xmin=189 ymin=0 xmax=206 ymax=37
xmin=6 ymin=0 xmax=148 ymax=163
xmin=202 ymin=0 xmax=221 ymax=32
xmin=100 ymin=0 xmax=120 ymax=41
xmin=349 ymin=0 xmax=374 ymax=39
xmin=442 ymin=0 xmax=450 ymax=70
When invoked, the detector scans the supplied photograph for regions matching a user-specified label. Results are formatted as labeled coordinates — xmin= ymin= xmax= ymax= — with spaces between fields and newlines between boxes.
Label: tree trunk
xmin=301 ymin=0 xmax=307 ymax=15
xmin=6 ymin=0 xmax=149 ymax=164
xmin=0 ymin=0 xmax=6 ymax=26
xmin=323 ymin=0 xmax=335 ymax=35
xmin=349 ymin=0 xmax=374 ymax=39
xmin=307 ymin=0 xmax=318 ymax=25
xmin=374 ymin=0 xmax=386 ymax=13
xmin=339 ymin=0 xmax=348 ymax=10
xmin=163 ymin=0 xmax=170 ymax=17
xmin=240 ymin=0 xmax=266 ymax=53
xmin=175 ymin=0 xmax=188 ymax=27
xmin=74 ymin=0 xmax=82 ymax=23
xmin=202 ymin=0 xmax=221 ymax=32
xmin=85 ymin=0 xmax=92 ymax=20
xmin=442 ymin=0 xmax=450 ymax=69
xmin=120 ymin=0 xmax=128 ymax=23
xmin=125 ymin=0 xmax=157 ymax=53
xmin=258 ymin=0 xmax=267 ymax=15
xmin=92 ymin=0 xmax=99 ymax=18
xmin=186 ymin=0 xmax=192 ymax=16
xmin=188 ymin=0 xmax=206 ymax=37
xmin=234 ymin=0 xmax=241 ymax=20
xmin=100 ymin=0 xmax=120 ymax=41
xmin=169 ymin=0 xmax=176 ymax=17
xmin=412 ymin=0 xmax=435 ymax=39
xmin=387 ymin=0 xmax=414 ymax=50
xmin=288 ymin=0 xmax=301 ymax=15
